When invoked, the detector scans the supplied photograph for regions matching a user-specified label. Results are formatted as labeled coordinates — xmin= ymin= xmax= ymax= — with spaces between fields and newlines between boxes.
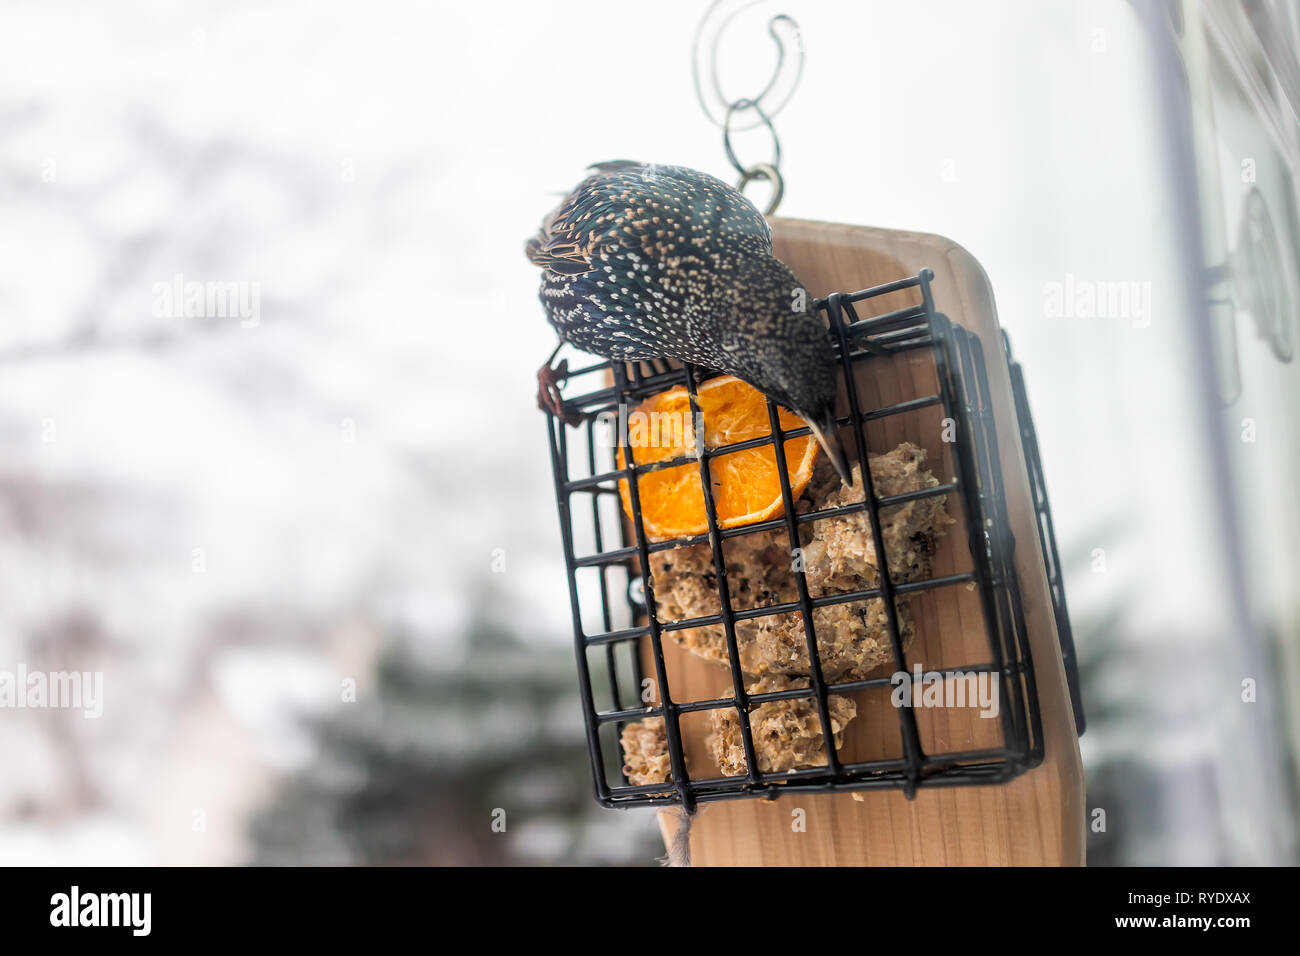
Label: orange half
xmin=616 ymin=376 xmax=819 ymax=540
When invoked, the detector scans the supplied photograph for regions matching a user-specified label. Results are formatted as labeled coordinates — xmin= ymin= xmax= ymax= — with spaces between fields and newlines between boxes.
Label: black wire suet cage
xmin=545 ymin=269 xmax=1083 ymax=811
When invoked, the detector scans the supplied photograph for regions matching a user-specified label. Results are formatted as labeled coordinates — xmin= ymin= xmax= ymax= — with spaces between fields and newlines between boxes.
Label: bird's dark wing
xmin=524 ymin=194 xmax=598 ymax=277
xmin=525 ymin=165 xmax=637 ymax=277
xmin=525 ymin=162 xmax=772 ymax=280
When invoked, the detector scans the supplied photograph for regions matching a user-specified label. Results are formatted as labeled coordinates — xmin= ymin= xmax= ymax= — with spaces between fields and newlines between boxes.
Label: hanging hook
xmin=723 ymin=97 xmax=784 ymax=214
xmin=693 ymin=1 xmax=804 ymax=131
xmin=722 ymin=98 xmax=781 ymax=176
xmin=737 ymin=162 xmax=784 ymax=216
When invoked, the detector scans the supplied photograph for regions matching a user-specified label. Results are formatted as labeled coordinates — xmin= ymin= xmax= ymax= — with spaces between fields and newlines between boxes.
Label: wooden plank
xmin=645 ymin=219 xmax=1084 ymax=866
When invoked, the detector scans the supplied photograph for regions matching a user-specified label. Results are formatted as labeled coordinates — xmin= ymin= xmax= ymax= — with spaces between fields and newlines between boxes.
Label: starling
xmin=526 ymin=161 xmax=850 ymax=483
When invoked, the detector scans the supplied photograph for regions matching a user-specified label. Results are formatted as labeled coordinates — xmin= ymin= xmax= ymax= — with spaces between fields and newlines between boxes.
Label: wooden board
xmin=650 ymin=219 xmax=1085 ymax=866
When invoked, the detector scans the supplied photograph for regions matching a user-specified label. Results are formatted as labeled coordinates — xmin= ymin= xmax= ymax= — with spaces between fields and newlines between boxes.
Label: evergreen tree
xmin=249 ymin=603 xmax=660 ymax=865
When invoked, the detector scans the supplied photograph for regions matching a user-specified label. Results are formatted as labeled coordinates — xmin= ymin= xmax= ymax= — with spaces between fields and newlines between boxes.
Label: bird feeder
xmin=544 ymin=220 xmax=1086 ymax=865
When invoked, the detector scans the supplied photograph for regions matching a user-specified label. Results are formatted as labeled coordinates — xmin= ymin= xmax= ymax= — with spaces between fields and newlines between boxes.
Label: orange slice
xmin=616 ymin=376 xmax=819 ymax=540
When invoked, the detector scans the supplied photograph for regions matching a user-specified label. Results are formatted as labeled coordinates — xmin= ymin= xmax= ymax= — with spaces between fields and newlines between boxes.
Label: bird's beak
xmin=805 ymin=407 xmax=853 ymax=486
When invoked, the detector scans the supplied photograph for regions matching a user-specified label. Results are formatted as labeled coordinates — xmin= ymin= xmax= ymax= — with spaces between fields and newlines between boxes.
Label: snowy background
xmin=0 ymin=0 xmax=1296 ymax=865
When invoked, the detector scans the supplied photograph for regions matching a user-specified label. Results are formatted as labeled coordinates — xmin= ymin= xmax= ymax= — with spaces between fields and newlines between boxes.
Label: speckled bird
xmin=526 ymin=161 xmax=850 ymax=482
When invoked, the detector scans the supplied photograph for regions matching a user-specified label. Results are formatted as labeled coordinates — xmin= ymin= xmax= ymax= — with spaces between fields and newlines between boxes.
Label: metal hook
xmin=736 ymin=162 xmax=784 ymax=216
xmin=693 ymin=0 xmax=804 ymax=131
xmin=722 ymin=97 xmax=781 ymax=176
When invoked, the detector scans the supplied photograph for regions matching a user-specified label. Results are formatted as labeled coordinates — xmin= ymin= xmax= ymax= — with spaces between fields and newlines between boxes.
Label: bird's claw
xmin=537 ymin=358 xmax=583 ymax=427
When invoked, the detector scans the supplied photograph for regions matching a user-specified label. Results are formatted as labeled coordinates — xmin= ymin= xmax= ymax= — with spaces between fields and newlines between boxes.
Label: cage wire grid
xmin=545 ymin=268 xmax=1081 ymax=811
